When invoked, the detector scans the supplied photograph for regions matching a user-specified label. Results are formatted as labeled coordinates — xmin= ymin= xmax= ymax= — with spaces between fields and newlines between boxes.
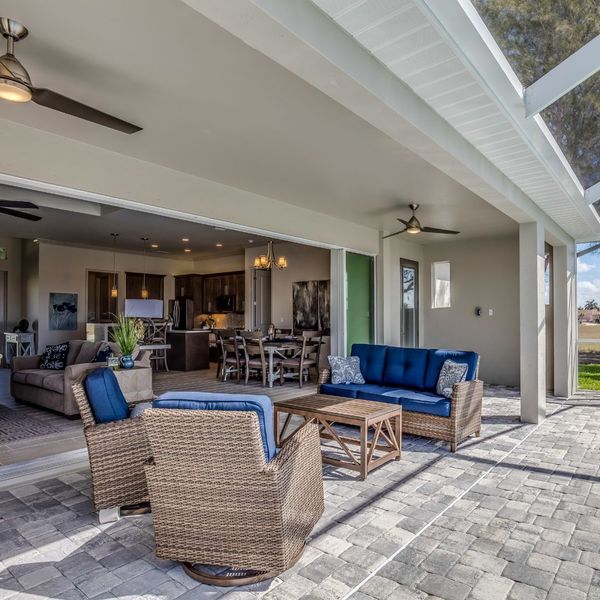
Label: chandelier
xmin=253 ymin=241 xmax=287 ymax=270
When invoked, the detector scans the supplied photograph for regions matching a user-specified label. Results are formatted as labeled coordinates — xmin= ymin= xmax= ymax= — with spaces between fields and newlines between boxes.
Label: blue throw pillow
xmin=93 ymin=345 xmax=112 ymax=363
xmin=84 ymin=368 xmax=129 ymax=424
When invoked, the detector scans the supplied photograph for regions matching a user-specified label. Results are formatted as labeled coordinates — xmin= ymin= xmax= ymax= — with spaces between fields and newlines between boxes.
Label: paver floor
xmin=0 ymin=386 xmax=598 ymax=600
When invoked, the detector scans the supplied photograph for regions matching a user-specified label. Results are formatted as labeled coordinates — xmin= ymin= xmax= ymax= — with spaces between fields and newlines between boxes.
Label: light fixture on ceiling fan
xmin=382 ymin=204 xmax=460 ymax=239
xmin=0 ymin=17 xmax=142 ymax=134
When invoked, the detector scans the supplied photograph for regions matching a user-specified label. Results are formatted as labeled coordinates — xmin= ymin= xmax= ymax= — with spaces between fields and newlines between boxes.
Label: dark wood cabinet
xmin=174 ymin=271 xmax=245 ymax=314
xmin=166 ymin=331 xmax=210 ymax=370
xmin=125 ymin=272 xmax=165 ymax=300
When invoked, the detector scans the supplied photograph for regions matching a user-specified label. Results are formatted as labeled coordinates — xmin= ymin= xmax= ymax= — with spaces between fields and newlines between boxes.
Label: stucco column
xmin=553 ymin=242 xmax=577 ymax=398
xmin=519 ymin=221 xmax=546 ymax=423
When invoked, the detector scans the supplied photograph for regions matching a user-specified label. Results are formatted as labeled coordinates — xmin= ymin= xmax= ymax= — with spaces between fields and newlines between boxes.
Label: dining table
xmin=262 ymin=338 xmax=300 ymax=388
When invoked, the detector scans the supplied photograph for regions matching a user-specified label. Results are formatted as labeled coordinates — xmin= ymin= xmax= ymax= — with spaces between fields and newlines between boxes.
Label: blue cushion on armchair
xmin=84 ymin=368 xmax=129 ymax=424
xmin=153 ymin=392 xmax=277 ymax=461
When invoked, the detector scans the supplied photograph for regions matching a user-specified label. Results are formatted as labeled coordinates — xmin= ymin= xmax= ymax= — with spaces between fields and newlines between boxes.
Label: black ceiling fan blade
xmin=30 ymin=87 xmax=142 ymax=134
xmin=382 ymin=228 xmax=407 ymax=239
xmin=0 ymin=200 xmax=39 ymax=209
xmin=421 ymin=226 xmax=459 ymax=235
xmin=396 ymin=218 xmax=409 ymax=226
xmin=0 ymin=206 xmax=42 ymax=221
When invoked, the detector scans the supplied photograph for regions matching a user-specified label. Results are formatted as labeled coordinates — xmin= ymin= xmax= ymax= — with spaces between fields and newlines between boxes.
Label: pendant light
xmin=141 ymin=237 xmax=149 ymax=299
xmin=110 ymin=233 xmax=119 ymax=298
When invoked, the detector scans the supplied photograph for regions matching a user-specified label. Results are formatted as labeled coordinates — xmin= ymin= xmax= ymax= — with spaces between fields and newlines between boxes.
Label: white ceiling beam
xmin=585 ymin=181 xmax=600 ymax=205
xmin=524 ymin=35 xmax=600 ymax=117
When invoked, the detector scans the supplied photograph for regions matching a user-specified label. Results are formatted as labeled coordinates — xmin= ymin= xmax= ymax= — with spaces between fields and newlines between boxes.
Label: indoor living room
xmin=0 ymin=182 xmax=334 ymax=467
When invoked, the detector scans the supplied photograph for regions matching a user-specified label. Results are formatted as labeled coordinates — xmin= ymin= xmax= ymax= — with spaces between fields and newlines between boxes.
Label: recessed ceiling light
xmin=151 ymin=243 xmax=159 ymax=248
xmin=216 ymin=243 xmax=223 ymax=248
xmin=248 ymin=239 xmax=254 ymax=243
xmin=33 ymin=238 xmax=39 ymax=243
xmin=184 ymin=248 xmax=191 ymax=253
xmin=181 ymin=238 xmax=190 ymax=242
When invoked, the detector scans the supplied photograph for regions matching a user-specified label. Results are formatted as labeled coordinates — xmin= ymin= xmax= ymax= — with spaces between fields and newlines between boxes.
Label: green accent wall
xmin=346 ymin=252 xmax=374 ymax=355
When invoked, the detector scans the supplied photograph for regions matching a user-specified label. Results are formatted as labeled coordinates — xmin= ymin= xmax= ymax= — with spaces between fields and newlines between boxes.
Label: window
xmin=432 ymin=261 xmax=451 ymax=308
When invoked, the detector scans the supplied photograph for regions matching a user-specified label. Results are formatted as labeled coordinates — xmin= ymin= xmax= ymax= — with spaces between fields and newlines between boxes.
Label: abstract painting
xmin=49 ymin=293 xmax=78 ymax=330
xmin=293 ymin=280 xmax=330 ymax=334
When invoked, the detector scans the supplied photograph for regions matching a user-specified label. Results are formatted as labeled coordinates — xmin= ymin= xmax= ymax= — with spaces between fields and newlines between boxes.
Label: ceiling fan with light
xmin=0 ymin=199 xmax=41 ymax=221
xmin=382 ymin=203 xmax=459 ymax=239
xmin=0 ymin=17 xmax=142 ymax=134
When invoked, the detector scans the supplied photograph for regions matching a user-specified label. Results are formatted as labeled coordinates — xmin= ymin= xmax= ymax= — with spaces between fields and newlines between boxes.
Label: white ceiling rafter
xmin=585 ymin=182 xmax=600 ymax=205
xmin=524 ymin=35 xmax=600 ymax=118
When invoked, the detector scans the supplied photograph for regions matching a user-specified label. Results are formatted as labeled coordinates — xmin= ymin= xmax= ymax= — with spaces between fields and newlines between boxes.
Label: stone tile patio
xmin=0 ymin=386 xmax=598 ymax=600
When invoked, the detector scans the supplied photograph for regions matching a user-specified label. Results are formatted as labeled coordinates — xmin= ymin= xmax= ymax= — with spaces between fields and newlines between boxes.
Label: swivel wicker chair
xmin=142 ymin=391 xmax=324 ymax=586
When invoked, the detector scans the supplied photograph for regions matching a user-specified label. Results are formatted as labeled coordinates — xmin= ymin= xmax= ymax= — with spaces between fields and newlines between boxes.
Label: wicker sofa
xmin=319 ymin=344 xmax=483 ymax=451
xmin=11 ymin=340 xmax=150 ymax=417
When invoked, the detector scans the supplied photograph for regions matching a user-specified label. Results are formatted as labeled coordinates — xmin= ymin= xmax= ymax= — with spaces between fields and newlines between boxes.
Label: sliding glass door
xmin=400 ymin=258 xmax=419 ymax=347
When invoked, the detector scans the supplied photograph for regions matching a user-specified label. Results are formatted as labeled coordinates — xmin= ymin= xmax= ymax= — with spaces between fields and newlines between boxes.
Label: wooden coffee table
xmin=274 ymin=394 xmax=402 ymax=480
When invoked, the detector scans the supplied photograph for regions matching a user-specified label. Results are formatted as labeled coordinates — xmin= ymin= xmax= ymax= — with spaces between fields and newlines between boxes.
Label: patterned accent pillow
xmin=39 ymin=342 xmax=70 ymax=370
xmin=328 ymin=355 xmax=365 ymax=385
xmin=436 ymin=359 xmax=468 ymax=398
xmin=93 ymin=344 xmax=112 ymax=364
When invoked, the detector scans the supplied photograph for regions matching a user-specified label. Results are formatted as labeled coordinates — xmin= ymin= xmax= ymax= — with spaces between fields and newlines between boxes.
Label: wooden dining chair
xmin=301 ymin=330 xmax=323 ymax=375
xmin=282 ymin=336 xmax=320 ymax=388
xmin=219 ymin=329 xmax=241 ymax=382
xmin=240 ymin=332 xmax=283 ymax=386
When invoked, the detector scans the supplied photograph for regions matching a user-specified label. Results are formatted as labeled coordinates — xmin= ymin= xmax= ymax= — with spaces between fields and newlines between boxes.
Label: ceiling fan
xmin=0 ymin=199 xmax=41 ymax=221
xmin=0 ymin=17 xmax=141 ymax=134
xmin=382 ymin=203 xmax=459 ymax=239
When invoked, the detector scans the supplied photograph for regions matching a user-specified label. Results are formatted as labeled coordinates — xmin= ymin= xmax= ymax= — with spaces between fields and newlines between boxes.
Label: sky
xmin=577 ymin=244 xmax=600 ymax=308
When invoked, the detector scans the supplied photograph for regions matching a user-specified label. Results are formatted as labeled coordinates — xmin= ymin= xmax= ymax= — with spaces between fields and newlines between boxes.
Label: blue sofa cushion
xmin=321 ymin=382 xmax=393 ymax=398
xmin=85 ymin=368 xmax=129 ymax=424
xmin=382 ymin=388 xmax=451 ymax=417
xmin=153 ymin=392 xmax=277 ymax=462
xmin=351 ymin=344 xmax=387 ymax=384
xmin=382 ymin=347 xmax=428 ymax=389
xmin=425 ymin=349 xmax=478 ymax=391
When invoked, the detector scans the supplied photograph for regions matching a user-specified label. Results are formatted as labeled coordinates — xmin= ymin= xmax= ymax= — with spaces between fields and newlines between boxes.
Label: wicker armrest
xmin=450 ymin=379 xmax=484 ymax=419
xmin=318 ymin=368 xmax=331 ymax=387
xmin=265 ymin=421 xmax=321 ymax=475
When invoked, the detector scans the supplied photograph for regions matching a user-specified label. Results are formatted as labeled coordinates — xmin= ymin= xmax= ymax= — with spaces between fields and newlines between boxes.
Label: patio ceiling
xmin=306 ymin=0 xmax=599 ymax=240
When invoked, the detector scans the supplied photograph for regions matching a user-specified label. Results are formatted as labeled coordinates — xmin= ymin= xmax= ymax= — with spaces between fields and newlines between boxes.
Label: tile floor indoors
xmin=1 ymin=386 xmax=599 ymax=600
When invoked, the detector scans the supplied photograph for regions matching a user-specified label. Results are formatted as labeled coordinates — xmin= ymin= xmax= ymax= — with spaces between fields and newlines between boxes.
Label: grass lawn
xmin=579 ymin=364 xmax=600 ymax=390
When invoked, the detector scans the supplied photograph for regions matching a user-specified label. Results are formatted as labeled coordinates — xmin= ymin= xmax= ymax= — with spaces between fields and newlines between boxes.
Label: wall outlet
xmin=488 ymin=308 xmax=494 ymax=316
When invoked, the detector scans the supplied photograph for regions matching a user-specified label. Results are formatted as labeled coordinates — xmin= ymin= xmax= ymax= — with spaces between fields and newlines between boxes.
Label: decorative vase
xmin=120 ymin=355 xmax=135 ymax=369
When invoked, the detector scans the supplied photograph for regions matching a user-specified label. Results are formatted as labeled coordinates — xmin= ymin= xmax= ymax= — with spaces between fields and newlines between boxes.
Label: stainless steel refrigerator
xmin=169 ymin=298 xmax=194 ymax=330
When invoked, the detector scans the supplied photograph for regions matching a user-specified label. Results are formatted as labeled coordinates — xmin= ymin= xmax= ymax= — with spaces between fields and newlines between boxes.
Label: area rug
xmin=0 ymin=406 xmax=61 ymax=443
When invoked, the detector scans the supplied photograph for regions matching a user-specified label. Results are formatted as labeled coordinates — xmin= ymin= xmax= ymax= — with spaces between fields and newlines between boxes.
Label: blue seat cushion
xmin=85 ymin=368 xmax=129 ymax=424
xmin=322 ymin=383 xmax=397 ymax=401
xmin=425 ymin=350 xmax=479 ymax=391
xmin=382 ymin=388 xmax=451 ymax=417
xmin=382 ymin=347 xmax=428 ymax=389
xmin=351 ymin=344 xmax=388 ymax=384
xmin=153 ymin=392 xmax=277 ymax=462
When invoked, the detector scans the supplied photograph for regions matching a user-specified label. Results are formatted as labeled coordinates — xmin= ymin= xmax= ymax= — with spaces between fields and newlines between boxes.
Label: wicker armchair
xmin=72 ymin=378 xmax=151 ymax=513
xmin=318 ymin=368 xmax=483 ymax=452
xmin=142 ymin=403 xmax=324 ymax=586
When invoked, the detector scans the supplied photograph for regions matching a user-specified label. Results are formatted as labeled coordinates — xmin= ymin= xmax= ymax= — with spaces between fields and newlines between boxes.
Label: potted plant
xmin=111 ymin=314 xmax=144 ymax=369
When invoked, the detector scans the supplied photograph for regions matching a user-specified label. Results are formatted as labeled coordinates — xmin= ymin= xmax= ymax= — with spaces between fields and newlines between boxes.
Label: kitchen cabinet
xmin=175 ymin=271 xmax=245 ymax=314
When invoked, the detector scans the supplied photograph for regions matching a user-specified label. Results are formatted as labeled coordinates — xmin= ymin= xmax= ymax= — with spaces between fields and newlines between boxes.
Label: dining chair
xmin=302 ymin=330 xmax=323 ymax=373
xmin=240 ymin=331 xmax=282 ymax=386
xmin=219 ymin=329 xmax=241 ymax=382
xmin=148 ymin=319 xmax=170 ymax=372
xmin=215 ymin=329 xmax=234 ymax=379
xmin=281 ymin=336 xmax=320 ymax=388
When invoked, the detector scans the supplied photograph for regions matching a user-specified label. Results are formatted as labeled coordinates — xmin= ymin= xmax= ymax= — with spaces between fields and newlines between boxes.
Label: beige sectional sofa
xmin=11 ymin=340 xmax=151 ymax=417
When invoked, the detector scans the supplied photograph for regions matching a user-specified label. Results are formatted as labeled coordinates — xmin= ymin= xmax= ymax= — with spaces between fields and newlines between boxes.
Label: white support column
xmin=553 ymin=242 xmax=578 ymax=398
xmin=330 ymin=249 xmax=346 ymax=356
xmin=519 ymin=222 xmax=546 ymax=423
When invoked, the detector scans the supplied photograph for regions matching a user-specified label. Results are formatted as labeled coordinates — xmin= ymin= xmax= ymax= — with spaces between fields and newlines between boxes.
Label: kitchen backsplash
xmin=195 ymin=313 xmax=245 ymax=330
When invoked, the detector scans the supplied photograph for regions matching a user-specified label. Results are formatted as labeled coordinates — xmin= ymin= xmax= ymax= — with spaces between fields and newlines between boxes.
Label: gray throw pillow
xmin=328 ymin=355 xmax=365 ymax=385
xmin=436 ymin=359 xmax=468 ymax=398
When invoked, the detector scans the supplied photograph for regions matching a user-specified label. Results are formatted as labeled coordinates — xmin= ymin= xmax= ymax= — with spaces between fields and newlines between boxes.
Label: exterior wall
xmin=378 ymin=236 xmax=424 ymax=347
xmin=422 ymin=236 xmax=520 ymax=386
xmin=36 ymin=242 xmax=194 ymax=349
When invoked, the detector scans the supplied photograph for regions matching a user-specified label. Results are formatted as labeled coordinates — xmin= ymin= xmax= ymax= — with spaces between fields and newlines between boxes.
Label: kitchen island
xmin=166 ymin=330 xmax=210 ymax=371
